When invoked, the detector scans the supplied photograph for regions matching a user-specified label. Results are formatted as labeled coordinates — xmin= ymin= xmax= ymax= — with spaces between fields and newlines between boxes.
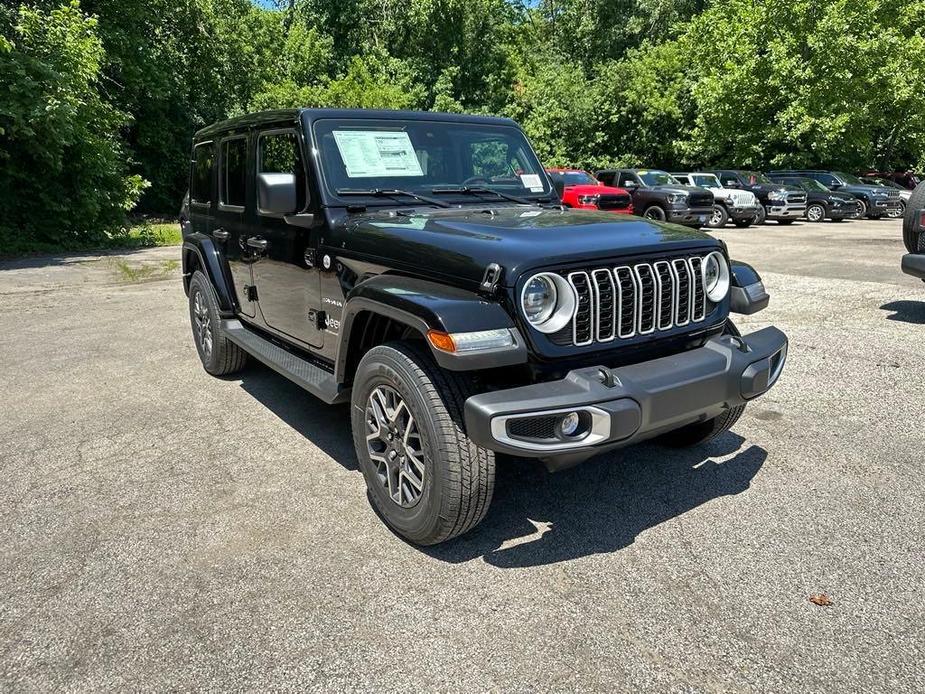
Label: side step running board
xmin=221 ymin=319 xmax=345 ymax=404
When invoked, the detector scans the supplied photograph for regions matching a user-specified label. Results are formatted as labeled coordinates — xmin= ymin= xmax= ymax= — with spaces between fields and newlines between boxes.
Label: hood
xmin=338 ymin=206 xmax=720 ymax=287
xmin=565 ymin=184 xmax=628 ymax=196
xmin=649 ymin=184 xmax=709 ymax=196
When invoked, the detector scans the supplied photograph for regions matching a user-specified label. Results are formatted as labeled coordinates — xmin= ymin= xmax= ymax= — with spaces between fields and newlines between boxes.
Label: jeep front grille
xmin=786 ymin=193 xmax=807 ymax=205
xmin=561 ymin=256 xmax=709 ymax=347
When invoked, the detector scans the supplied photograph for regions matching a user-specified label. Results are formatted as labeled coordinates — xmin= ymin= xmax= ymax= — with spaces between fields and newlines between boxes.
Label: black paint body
xmin=181 ymin=109 xmax=761 ymax=391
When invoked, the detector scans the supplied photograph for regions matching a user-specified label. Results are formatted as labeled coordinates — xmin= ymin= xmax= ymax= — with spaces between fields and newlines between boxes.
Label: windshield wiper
xmin=431 ymin=186 xmax=547 ymax=206
xmin=335 ymin=188 xmax=450 ymax=208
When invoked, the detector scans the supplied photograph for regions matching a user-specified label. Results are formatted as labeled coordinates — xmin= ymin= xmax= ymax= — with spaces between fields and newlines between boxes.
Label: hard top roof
xmin=194 ymin=108 xmax=519 ymax=140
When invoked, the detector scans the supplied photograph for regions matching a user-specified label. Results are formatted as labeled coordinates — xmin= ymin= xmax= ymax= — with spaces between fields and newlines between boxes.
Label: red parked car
xmin=546 ymin=168 xmax=633 ymax=214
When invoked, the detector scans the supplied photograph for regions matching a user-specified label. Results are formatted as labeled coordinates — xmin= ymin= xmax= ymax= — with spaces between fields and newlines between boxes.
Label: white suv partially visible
xmin=674 ymin=172 xmax=762 ymax=228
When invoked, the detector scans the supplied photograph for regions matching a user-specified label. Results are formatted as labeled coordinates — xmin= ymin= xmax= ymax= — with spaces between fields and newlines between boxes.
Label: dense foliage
xmin=2 ymin=0 xmax=924 ymax=249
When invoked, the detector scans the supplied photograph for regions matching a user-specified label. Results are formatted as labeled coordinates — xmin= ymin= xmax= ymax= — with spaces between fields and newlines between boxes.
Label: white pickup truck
xmin=673 ymin=172 xmax=762 ymax=228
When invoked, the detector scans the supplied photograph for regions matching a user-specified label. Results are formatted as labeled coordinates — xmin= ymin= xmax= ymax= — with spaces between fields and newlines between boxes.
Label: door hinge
xmin=480 ymin=263 xmax=503 ymax=294
xmin=244 ymin=284 xmax=258 ymax=301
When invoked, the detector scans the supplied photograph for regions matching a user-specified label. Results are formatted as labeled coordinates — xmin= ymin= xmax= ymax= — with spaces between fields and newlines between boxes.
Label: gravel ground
xmin=1 ymin=217 xmax=923 ymax=692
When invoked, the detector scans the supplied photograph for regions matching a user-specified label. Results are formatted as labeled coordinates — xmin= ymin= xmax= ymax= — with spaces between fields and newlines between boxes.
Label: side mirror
xmin=830 ymin=182 xmax=842 ymax=189
xmin=257 ymin=172 xmax=297 ymax=216
xmin=623 ymin=180 xmax=638 ymax=189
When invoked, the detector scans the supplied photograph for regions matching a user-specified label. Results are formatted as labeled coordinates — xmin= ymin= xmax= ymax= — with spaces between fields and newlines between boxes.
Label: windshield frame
xmin=836 ymin=171 xmax=864 ymax=185
xmin=638 ymin=170 xmax=680 ymax=186
xmin=310 ymin=116 xmax=553 ymax=207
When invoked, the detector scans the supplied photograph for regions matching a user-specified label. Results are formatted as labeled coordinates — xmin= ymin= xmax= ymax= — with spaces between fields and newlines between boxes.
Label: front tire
xmin=854 ymin=199 xmax=868 ymax=218
xmin=188 ymin=271 xmax=247 ymax=376
xmin=351 ymin=342 xmax=495 ymax=545
xmin=754 ymin=205 xmax=767 ymax=225
xmin=658 ymin=320 xmax=745 ymax=448
xmin=887 ymin=200 xmax=905 ymax=219
xmin=707 ymin=204 xmax=728 ymax=228
xmin=643 ymin=205 xmax=667 ymax=222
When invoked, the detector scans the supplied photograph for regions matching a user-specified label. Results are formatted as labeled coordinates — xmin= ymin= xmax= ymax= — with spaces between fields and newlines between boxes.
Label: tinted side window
xmin=258 ymin=131 xmax=307 ymax=209
xmin=618 ymin=172 xmax=636 ymax=187
xmin=221 ymin=138 xmax=247 ymax=208
xmin=597 ymin=171 xmax=615 ymax=186
xmin=719 ymin=173 xmax=738 ymax=186
xmin=814 ymin=173 xmax=838 ymax=186
xmin=191 ymin=142 xmax=214 ymax=204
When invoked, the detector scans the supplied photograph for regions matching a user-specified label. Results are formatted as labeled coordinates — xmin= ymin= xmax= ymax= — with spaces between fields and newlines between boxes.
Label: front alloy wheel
xmin=855 ymin=199 xmax=867 ymax=218
xmin=707 ymin=204 xmax=728 ymax=228
xmin=192 ymin=289 xmax=213 ymax=360
xmin=887 ymin=200 xmax=905 ymax=219
xmin=644 ymin=205 xmax=667 ymax=221
xmin=365 ymin=385 xmax=426 ymax=507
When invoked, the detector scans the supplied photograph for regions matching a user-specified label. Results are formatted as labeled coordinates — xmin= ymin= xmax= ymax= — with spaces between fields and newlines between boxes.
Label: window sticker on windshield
xmin=333 ymin=130 xmax=423 ymax=178
xmin=520 ymin=173 xmax=543 ymax=192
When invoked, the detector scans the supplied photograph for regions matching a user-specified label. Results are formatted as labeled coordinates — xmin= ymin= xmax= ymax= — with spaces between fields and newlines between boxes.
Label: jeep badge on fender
xmin=179 ymin=108 xmax=788 ymax=545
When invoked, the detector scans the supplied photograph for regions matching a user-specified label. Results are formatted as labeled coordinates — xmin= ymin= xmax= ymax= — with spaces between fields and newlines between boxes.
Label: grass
xmin=0 ymin=218 xmax=182 ymax=259
xmin=109 ymin=220 xmax=182 ymax=249
xmin=111 ymin=258 xmax=180 ymax=283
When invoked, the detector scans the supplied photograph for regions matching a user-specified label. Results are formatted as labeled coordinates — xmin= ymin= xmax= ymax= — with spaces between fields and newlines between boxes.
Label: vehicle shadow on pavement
xmin=235 ymin=363 xmax=767 ymax=567
xmin=425 ymin=435 xmax=767 ymax=568
xmin=234 ymin=365 xmax=357 ymax=470
xmin=880 ymin=300 xmax=925 ymax=324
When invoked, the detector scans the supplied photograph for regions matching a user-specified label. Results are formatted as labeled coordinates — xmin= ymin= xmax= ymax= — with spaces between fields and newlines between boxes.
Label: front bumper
xmin=728 ymin=205 xmax=762 ymax=221
xmin=901 ymin=253 xmax=925 ymax=279
xmin=668 ymin=206 xmax=713 ymax=226
xmin=765 ymin=202 xmax=805 ymax=219
xmin=872 ymin=199 xmax=902 ymax=214
xmin=464 ymin=326 xmax=788 ymax=466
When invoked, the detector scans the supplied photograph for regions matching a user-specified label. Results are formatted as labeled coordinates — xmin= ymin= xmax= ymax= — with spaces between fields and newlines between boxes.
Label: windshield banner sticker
xmin=333 ymin=130 xmax=424 ymax=178
xmin=520 ymin=173 xmax=544 ymax=192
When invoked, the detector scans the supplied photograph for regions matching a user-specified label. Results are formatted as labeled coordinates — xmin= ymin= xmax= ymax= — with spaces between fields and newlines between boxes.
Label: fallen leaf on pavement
xmin=809 ymin=593 xmax=833 ymax=606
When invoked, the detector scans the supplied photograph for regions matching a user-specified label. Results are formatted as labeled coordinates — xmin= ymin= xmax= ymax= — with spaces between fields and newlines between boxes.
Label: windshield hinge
xmin=480 ymin=263 xmax=503 ymax=294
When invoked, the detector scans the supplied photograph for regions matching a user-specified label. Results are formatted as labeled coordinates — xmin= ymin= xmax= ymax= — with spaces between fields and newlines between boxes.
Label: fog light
xmin=557 ymin=411 xmax=581 ymax=437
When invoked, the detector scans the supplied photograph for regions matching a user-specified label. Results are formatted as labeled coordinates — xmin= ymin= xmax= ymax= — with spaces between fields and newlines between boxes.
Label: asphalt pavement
xmin=1 ymin=217 xmax=923 ymax=692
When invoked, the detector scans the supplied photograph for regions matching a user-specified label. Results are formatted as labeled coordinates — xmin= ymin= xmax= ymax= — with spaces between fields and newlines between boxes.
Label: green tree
xmin=0 ymin=2 xmax=144 ymax=251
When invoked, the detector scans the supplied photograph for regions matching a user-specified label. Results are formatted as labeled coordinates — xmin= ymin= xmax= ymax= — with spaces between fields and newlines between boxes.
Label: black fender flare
xmin=335 ymin=274 xmax=527 ymax=380
xmin=729 ymin=259 xmax=769 ymax=314
xmin=182 ymin=234 xmax=236 ymax=314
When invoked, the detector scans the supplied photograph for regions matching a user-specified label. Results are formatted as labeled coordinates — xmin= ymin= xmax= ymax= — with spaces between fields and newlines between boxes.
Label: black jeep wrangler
xmin=594 ymin=168 xmax=714 ymax=227
xmin=181 ymin=109 xmax=788 ymax=545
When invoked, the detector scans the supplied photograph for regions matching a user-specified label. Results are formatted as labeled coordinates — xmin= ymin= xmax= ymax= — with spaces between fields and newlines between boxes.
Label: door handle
xmin=212 ymin=228 xmax=229 ymax=241
xmin=246 ymin=236 xmax=268 ymax=252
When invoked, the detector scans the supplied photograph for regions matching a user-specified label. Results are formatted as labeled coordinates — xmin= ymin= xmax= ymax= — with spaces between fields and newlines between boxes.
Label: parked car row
xmin=546 ymin=166 xmax=909 ymax=228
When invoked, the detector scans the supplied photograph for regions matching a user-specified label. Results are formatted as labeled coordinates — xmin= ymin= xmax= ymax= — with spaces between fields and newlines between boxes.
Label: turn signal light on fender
xmin=427 ymin=330 xmax=456 ymax=353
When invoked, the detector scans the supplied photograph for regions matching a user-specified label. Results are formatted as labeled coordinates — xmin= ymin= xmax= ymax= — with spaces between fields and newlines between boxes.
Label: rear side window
xmin=190 ymin=142 xmax=214 ymax=204
xmin=221 ymin=137 xmax=247 ymax=208
xmin=258 ymin=130 xmax=307 ymax=210
xmin=618 ymin=172 xmax=637 ymax=187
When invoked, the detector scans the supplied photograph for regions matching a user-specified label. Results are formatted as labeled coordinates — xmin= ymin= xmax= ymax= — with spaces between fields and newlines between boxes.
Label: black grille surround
xmin=597 ymin=193 xmax=633 ymax=210
xmin=539 ymin=251 xmax=722 ymax=350
xmin=689 ymin=192 xmax=714 ymax=208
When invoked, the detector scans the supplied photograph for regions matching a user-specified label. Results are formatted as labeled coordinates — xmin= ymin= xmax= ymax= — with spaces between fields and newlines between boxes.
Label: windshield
xmin=692 ymin=174 xmax=721 ymax=188
xmin=548 ymin=170 xmax=599 ymax=187
xmin=744 ymin=171 xmax=772 ymax=185
xmin=638 ymin=170 xmax=679 ymax=186
xmin=313 ymin=118 xmax=551 ymax=203
xmin=795 ymin=177 xmax=828 ymax=192
xmin=836 ymin=171 xmax=864 ymax=185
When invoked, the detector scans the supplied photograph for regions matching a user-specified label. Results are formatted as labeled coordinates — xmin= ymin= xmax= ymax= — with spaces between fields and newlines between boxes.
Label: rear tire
xmin=903 ymin=182 xmax=925 ymax=253
xmin=188 ymin=271 xmax=247 ymax=376
xmin=658 ymin=320 xmax=745 ymax=448
xmin=805 ymin=202 xmax=826 ymax=223
xmin=351 ymin=342 xmax=495 ymax=545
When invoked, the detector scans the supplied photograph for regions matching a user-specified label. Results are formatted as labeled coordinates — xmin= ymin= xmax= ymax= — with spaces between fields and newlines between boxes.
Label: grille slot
xmin=787 ymin=193 xmax=807 ymax=204
xmin=556 ymin=255 xmax=709 ymax=347
xmin=597 ymin=194 xmax=632 ymax=210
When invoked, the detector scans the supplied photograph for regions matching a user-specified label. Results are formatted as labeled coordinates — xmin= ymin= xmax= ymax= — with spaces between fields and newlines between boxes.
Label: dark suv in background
xmin=595 ymin=168 xmax=714 ymax=227
xmin=771 ymin=170 xmax=902 ymax=219
xmin=709 ymin=170 xmax=806 ymax=225
xmin=768 ymin=174 xmax=857 ymax=222
xmin=861 ymin=170 xmax=921 ymax=191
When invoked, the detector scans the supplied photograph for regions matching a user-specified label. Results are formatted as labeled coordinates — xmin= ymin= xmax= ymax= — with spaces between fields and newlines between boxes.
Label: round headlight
xmin=703 ymin=251 xmax=730 ymax=302
xmin=520 ymin=272 xmax=576 ymax=334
